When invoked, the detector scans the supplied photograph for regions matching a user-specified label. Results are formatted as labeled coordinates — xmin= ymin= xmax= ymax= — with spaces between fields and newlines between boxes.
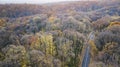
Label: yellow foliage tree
xmin=89 ymin=40 xmax=98 ymax=58
xmin=107 ymin=22 xmax=120 ymax=29
xmin=0 ymin=19 xmax=6 ymax=27
xmin=44 ymin=34 xmax=55 ymax=55
xmin=30 ymin=33 xmax=56 ymax=56
xmin=48 ymin=15 xmax=56 ymax=23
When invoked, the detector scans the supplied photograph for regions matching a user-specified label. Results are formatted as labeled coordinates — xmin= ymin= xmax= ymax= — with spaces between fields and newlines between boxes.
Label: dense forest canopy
xmin=0 ymin=0 xmax=120 ymax=67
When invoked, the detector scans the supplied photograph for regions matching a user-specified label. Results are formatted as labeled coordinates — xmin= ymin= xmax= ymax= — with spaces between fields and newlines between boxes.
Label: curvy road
xmin=81 ymin=32 xmax=94 ymax=67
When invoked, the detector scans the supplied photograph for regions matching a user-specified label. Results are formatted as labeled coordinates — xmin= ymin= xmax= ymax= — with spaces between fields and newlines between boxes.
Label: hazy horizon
xmin=0 ymin=0 xmax=103 ymax=4
xmin=0 ymin=0 xmax=81 ymax=4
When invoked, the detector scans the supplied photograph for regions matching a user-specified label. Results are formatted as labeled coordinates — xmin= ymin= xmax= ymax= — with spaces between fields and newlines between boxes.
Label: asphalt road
xmin=81 ymin=32 xmax=94 ymax=67
xmin=82 ymin=46 xmax=90 ymax=67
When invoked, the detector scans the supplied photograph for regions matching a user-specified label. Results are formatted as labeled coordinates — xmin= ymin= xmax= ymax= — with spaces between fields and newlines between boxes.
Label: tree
xmin=28 ymin=50 xmax=54 ymax=67
xmin=36 ymin=33 xmax=56 ymax=56
xmin=1 ymin=45 xmax=29 ymax=67
xmin=0 ymin=19 xmax=6 ymax=27
xmin=0 ymin=29 xmax=12 ymax=49
xmin=97 ymin=42 xmax=120 ymax=67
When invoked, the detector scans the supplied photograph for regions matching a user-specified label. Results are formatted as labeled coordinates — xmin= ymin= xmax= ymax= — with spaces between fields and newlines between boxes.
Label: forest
xmin=0 ymin=0 xmax=120 ymax=67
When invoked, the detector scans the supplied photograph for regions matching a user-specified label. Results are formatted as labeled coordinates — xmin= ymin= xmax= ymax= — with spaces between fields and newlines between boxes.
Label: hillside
xmin=0 ymin=0 xmax=120 ymax=67
xmin=0 ymin=0 xmax=120 ymax=18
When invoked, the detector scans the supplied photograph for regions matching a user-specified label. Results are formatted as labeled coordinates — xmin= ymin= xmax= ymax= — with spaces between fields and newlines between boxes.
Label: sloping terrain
xmin=0 ymin=0 xmax=120 ymax=67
